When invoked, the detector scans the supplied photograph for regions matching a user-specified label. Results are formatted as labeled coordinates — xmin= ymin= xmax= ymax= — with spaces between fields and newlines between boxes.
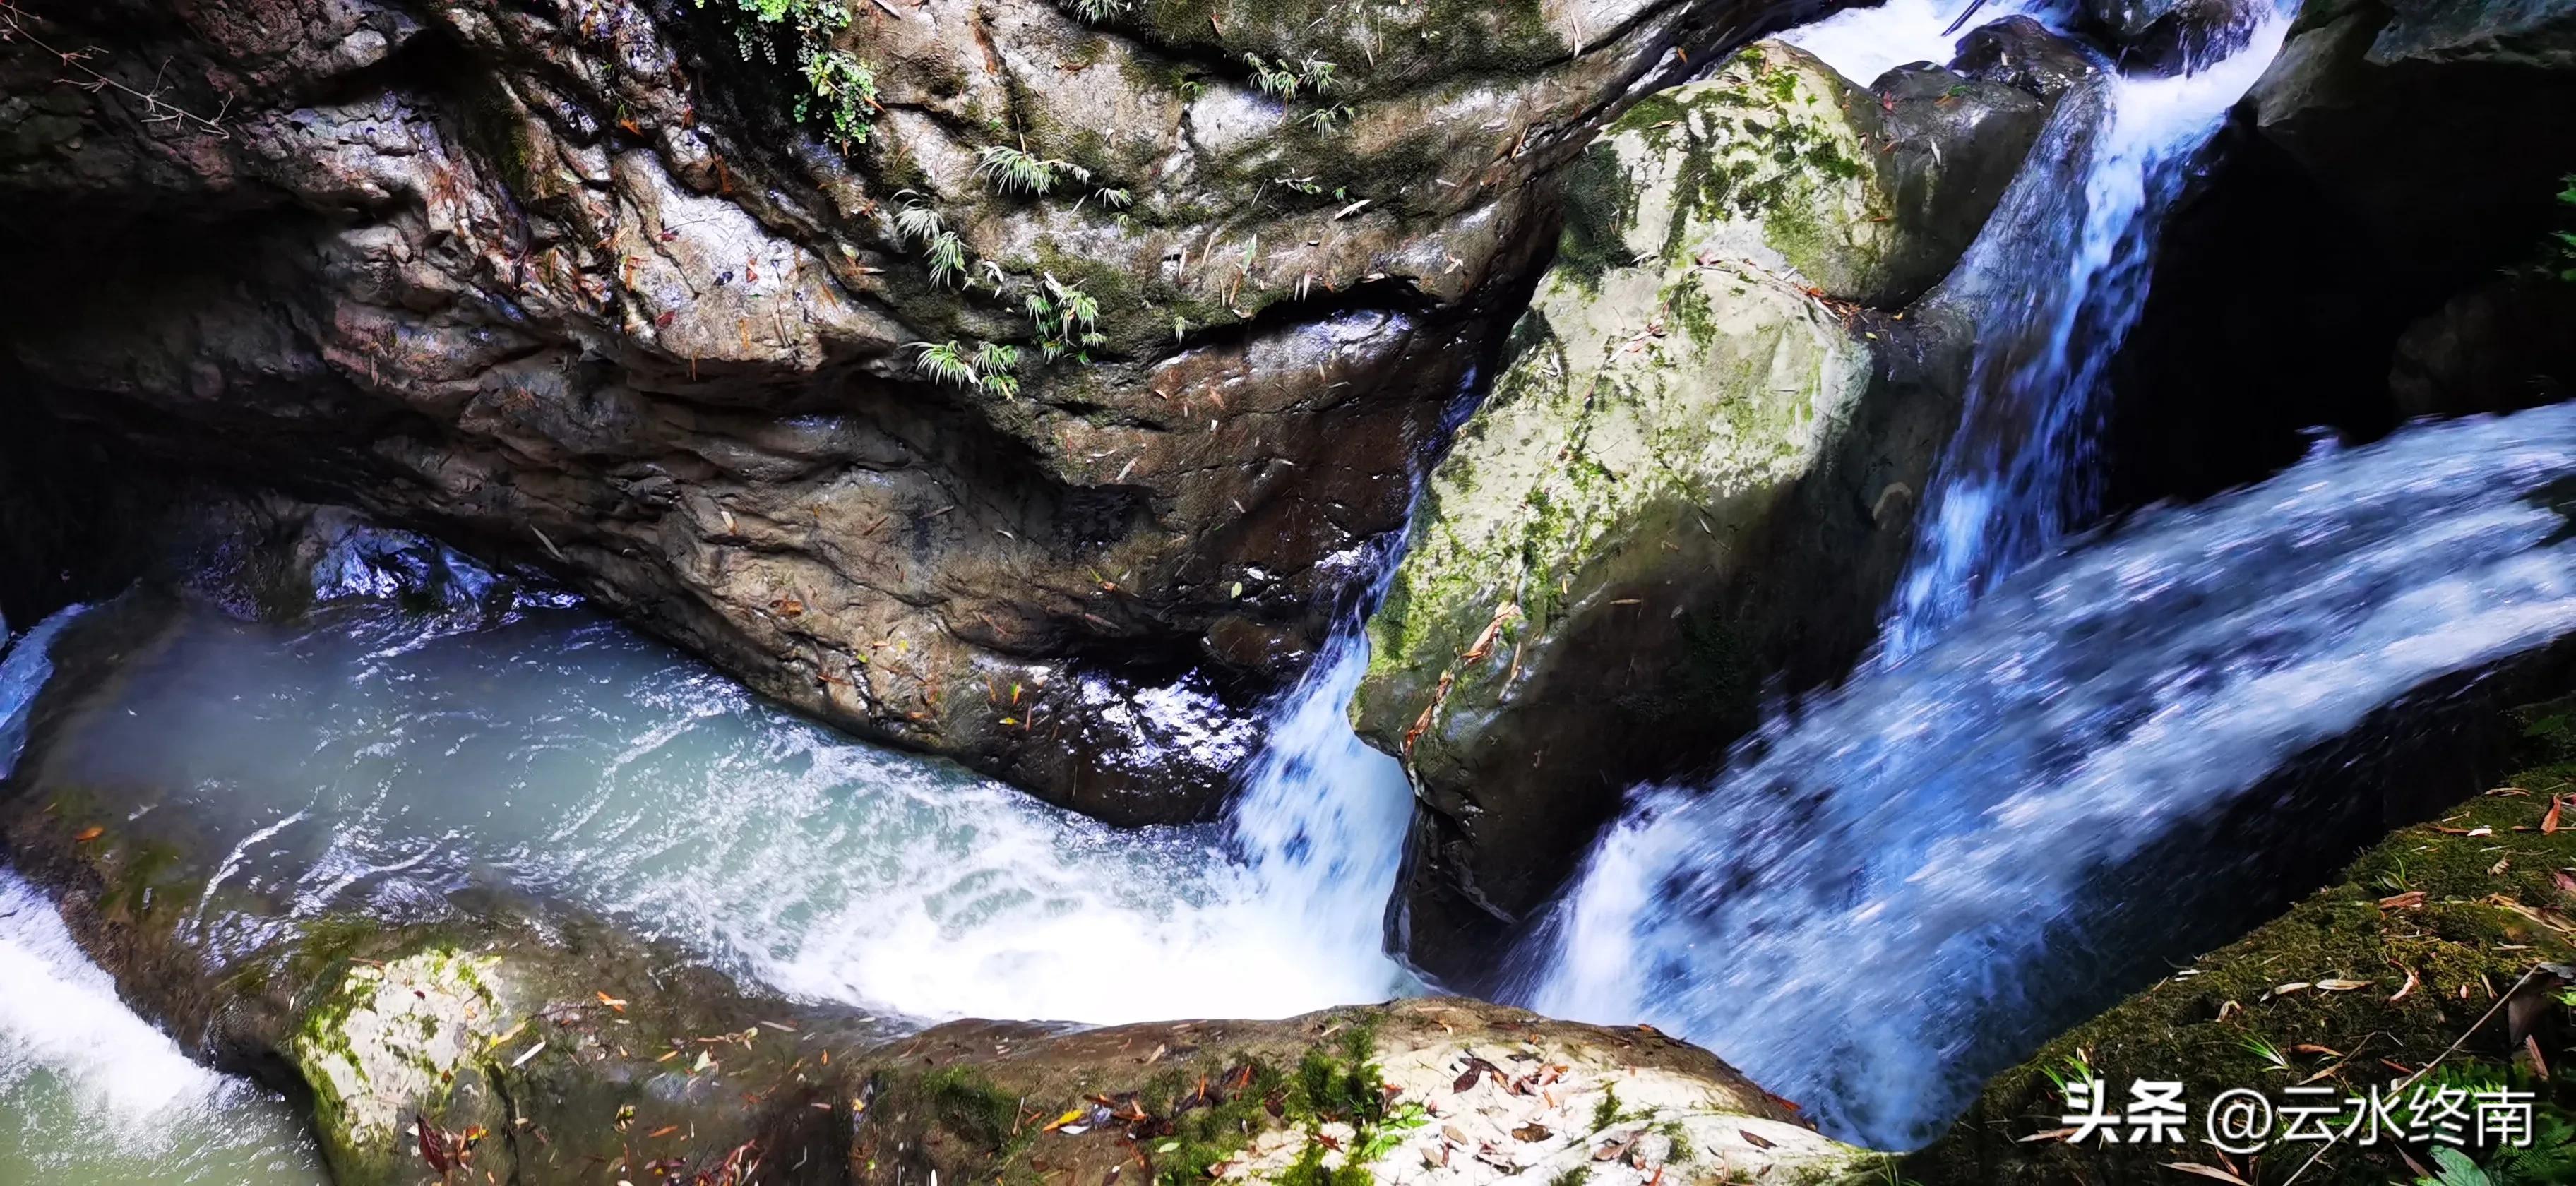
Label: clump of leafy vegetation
xmin=693 ymin=0 xmax=878 ymax=150
xmin=1025 ymin=273 xmax=1106 ymax=363
xmin=1246 ymin=54 xmax=1340 ymax=100
xmin=974 ymin=145 xmax=1092 ymax=197
xmin=907 ymin=340 xmax=1022 ymax=397
xmin=1061 ymin=0 xmax=1133 ymax=21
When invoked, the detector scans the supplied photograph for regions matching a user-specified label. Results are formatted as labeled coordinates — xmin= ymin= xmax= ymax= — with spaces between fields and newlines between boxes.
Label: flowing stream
xmin=0 ymin=536 xmax=1412 ymax=1183
xmin=1525 ymin=407 xmax=2576 ymax=1146
xmin=1877 ymin=0 xmax=2295 ymax=655
xmin=5 ymin=0 xmax=2571 ymax=1175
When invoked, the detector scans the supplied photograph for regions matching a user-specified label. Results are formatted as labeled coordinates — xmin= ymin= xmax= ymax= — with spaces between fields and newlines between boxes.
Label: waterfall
xmin=1880 ymin=3 xmax=2294 ymax=657
xmin=1525 ymin=405 xmax=2576 ymax=1147
xmin=1224 ymin=620 xmax=1419 ymax=989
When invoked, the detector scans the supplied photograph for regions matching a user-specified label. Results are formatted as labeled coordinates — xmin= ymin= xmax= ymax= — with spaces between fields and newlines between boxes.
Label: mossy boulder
xmin=290 ymin=947 xmax=515 ymax=1182
xmin=847 ymin=999 xmax=1897 ymax=1186
xmin=1546 ymin=42 xmax=2036 ymax=309
xmin=1909 ymin=697 xmax=2576 ymax=1185
xmin=1347 ymin=42 xmax=2040 ymax=983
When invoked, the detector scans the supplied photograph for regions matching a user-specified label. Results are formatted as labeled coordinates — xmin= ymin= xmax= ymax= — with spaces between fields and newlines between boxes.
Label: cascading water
xmin=1527 ymin=405 xmax=2576 ymax=1147
xmin=1878 ymin=0 xmax=2294 ymax=657
xmin=0 ymin=611 xmax=326 ymax=1186
xmin=0 ymin=589 xmax=1410 ymax=1028
xmin=0 ymin=523 xmax=1416 ymax=1179
xmin=1517 ymin=0 xmax=2338 ymax=1146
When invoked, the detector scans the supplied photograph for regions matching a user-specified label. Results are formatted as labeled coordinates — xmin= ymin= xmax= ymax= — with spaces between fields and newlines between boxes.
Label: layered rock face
xmin=1349 ymin=40 xmax=2051 ymax=981
xmin=0 ymin=0 xmax=1836 ymax=822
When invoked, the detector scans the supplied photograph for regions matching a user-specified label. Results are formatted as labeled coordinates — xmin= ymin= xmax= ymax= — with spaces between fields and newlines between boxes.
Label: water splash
xmin=1525 ymin=405 xmax=2576 ymax=1147
xmin=1782 ymin=0 xmax=2058 ymax=84
xmin=0 ymin=613 xmax=324 ymax=1185
xmin=18 ymin=589 xmax=1412 ymax=1027
xmin=1880 ymin=4 xmax=2293 ymax=657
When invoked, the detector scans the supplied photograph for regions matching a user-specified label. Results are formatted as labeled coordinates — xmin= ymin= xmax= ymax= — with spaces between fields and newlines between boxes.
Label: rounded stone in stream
xmin=1351 ymin=40 xmax=2037 ymax=985
xmin=2111 ymin=0 xmax=2270 ymax=73
xmin=1950 ymin=16 xmax=2108 ymax=98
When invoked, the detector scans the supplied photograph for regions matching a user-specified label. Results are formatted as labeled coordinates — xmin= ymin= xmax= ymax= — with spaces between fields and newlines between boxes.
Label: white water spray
xmin=1883 ymin=2 xmax=2294 ymax=654
xmin=1530 ymin=405 xmax=2576 ymax=1148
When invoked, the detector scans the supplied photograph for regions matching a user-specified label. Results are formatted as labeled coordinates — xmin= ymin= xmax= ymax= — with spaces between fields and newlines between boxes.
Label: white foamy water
xmin=0 ymin=618 xmax=326 ymax=1186
xmin=1883 ymin=0 xmax=2295 ymax=654
xmin=1783 ymin=0 xmax=2056 ymax=85
xmin=1525 ymin=405 xmax=2576 ymax=1148
xmin=17 ymin=593 xmax=1411 ymax=1028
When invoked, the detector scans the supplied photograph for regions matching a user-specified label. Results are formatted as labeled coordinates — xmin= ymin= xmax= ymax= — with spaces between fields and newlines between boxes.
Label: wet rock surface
xmin=1349 ymin=40 xmax=2040 ymax=984
xmin=2100 ymin=0 xmax=2576 ymax=513
xmin=1950 ymin=15 xmax=2106 ymax=99
xmin=0 ymin=0 xmax=1844 ymax=820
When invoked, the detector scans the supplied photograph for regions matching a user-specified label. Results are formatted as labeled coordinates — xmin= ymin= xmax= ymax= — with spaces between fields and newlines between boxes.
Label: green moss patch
xmin=1912 ymin=699 xmax=2576 ymax=1185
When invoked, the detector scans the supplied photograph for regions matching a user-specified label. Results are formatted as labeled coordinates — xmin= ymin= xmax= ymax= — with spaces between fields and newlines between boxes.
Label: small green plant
xmin=907 ymin=340 xmax=1023 ymax=397
xmin=1248 ymin=55 xmax=1304 ymax=99
xmin=2035 ymin=1050 xmax=2099 ymax=1094
xmin=891 ymin=191 xmax=944 ymax=243
xmin=1549 ymin=1169 xmax=1591 ymax=1186
xmin=693 ymin=0 xmax=878 ymax=150
xmin=923 ymin=229 xmax=967 ymax=287
xmin=910 ymin=340 xmax=978 ymax=387
xmin=1299 ymin=104 xmax=1354 ymax=134
xmin=1590 ymin=1086 xmax=1623 ymax=1132
xmin=1656 ymin=1120 xmax=1693 ymax=1163
xmin=973 ymin=342 xmax=1020 ymax=397
xmin=1063 ymin=0 xmax=1133 ymax=21
xmin=975 ymin=144 xmax=1092 ymax=196
xmin=2420 ymin=1146 xmax=2496 ymax=1186
xmin=1025 ymin=273 xmax=1107 ymax=362
xmin=2236 ymin=1033 xmax=2289 ymax=1073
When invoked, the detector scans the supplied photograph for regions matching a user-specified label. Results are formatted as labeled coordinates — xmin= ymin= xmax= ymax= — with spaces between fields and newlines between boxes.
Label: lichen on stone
xmin=287 ymin=945 xmax=516 ymax=1181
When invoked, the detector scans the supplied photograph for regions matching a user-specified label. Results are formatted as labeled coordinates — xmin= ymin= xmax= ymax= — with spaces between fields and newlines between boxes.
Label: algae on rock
xmin=290 ymin=948 xmax=516 ymax=1184
xmin=1910 ymin=695 xmax=2576 ymax=1185
xmin=1349 ymin=40 xmax=2040 ymax=982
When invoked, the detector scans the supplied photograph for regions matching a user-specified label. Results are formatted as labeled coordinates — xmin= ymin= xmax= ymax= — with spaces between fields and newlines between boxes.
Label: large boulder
xmin=0 ymin=0 xmax=1844 ymax=822
xmin=2249 ymin=0 xmax=2576 ymax=293
xmin=1348 ymin=41 xmax=2042 ymax=984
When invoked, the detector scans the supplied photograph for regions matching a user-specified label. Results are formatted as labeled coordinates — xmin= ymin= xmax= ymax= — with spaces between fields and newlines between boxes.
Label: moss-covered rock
xmin=290 ymin=947 xmax=514 ymax=1182
xmin=1910 ymin=697 xmax=2576 ymax=1185
xmin=1347 ymin=41 xmax=2039 ymax=983
xmin=847 ymin=999 xmax=1896 ymax=1186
